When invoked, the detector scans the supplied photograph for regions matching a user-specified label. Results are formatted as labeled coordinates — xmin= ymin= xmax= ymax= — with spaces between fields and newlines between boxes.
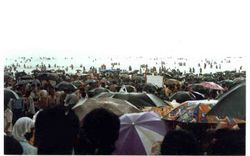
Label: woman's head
xmin=12 ymin=117 xmax=34 ymax=142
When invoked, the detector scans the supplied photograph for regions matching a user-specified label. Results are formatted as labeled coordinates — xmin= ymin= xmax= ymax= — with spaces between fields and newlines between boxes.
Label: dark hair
xmin=35 ymin=105 xmax=80 ymax=154
xmin=4 ymin=135 xmax=23 ymax=154
xmin=161 ymin=129 xmax=199 ymax=155
xmin=209 ymin=128 xmax=245 ymax=155
xmin=76 ymin=108 xmax=120 ymax=155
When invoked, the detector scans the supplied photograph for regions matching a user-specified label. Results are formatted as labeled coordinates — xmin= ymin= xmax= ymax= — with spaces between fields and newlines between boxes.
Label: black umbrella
xmin=15 ymin=71 xmax=27 ymax=79
xmin=36 ymin=72 xmax=58 ymax=81
xmin=56 ymin=81 xmax=77 ymax=92
xmin=207 ymin=82 xmax=246 ymax=120
xmin=88 ymin=87 xmax=110 ymax=98
xmin=15 ymin=80 xmax=33 ymax=86
xmin=112 ymin=92 xmax=166 ymax=109
xmin=4 ymin=73 xmax=13 ymax=80
xmin=72 ymin=80 xmax=84 ymax=88
xmin=4 ymin=88 xmax=19 ymax=105
xmin=190 ymin=91 xmax=206 ymax=100
xmin=142 ymin=83 xmax=158 ymax=94
xmin=169 ymin=91 xmax=196 ymax=103
xmin=20 ymin=75 xmax=33 ymax=80
xmin=188 ymin=84 xmax=208 ymax=95
xmin=32 ymin=79 xmax=41 ymax=86
xmin=219 ymin=80 xmax=234 ymax=88
xmin=119 ymin=85 xmax=137 ymax=93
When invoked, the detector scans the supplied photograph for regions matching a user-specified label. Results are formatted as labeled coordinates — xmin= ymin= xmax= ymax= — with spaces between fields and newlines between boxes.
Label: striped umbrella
xmin=113 ymin=112 xmax=167 ymax=155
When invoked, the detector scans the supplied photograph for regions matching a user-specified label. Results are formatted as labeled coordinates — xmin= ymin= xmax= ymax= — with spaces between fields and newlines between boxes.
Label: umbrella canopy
xmin=119 ymin=85 xmax=137 ymax=93
xmin=88 ymin=87 xmax=110 ymax=98
xmin=142 ymin=83 xmax=158 ymax=94
xmin=72 ymin=80 xmax=84 ymax=88
xmin=169 ymin=91 xmax=196 ymax=103
xmin=20 ymin=75 xmax=33 ymax=80
xmin=199 ymin=81 xmax=224 ymax=91
xmin=15 ymin=71 xmax=27 ymax=79
xmin=4 ymin=88 xmax=20 ymax=105
xmin=93 ymin=92 xmax=114 ymax=98
xmin=55 ymin=81 xmax=77 ymax=92
xmin=31 ymin=79 xmax=41 ymax=86
xmin=190 ymin=91 xmax=206 ymax=100
xmin=4 ymin=73 xmax=14 ymax=81
xmin=15 ymin=80 xmax=33 ymax=86
xmin=72 ymin=97 xmax=140 ymax=121
xmin=36 ymin=72 xmax=58 ymax=81
xmin=207 ymin=82 xmax=246 ymax=120
xmin=113 ymin=112 xmax=167 ymax=155
xmin=219 ymin=79 xmax=234 ymax=88
xmin=164 ymin=100 xmax=218 ymax=123
xmin=112 ymin=92 xmax=166 ymax=109
xmin=188 ymin=84 xmax=208 ymax=95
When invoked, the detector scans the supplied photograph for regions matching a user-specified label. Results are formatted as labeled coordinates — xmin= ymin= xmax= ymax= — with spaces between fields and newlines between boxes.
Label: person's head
xmin=12 ymin=117 xmax=35 ymax=142
xmin=161 ymin=129 xmax=199 ymax=155
xmin=81 ymin=108 xmax=120 ymax=154
xmin=209 ymin=128 xmax=245 ymax=155
xmin=37 ymin=90 xmax=49 ymax=109
xmin=64 ymin=93 xmax=79 ymax=109
xmin=4 ymin=135 xmax=23 ymax=154
xmin=35 ymin=103 xmax=80 ymax=154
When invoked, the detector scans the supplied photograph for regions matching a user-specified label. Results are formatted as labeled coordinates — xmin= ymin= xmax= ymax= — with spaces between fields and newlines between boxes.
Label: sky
xmin=0 ymin=0 xmax=249 ymax=58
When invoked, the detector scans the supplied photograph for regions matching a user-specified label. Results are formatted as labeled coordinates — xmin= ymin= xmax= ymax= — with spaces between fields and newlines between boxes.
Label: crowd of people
xmin=4 ymin=60 xmax=246 ymax=155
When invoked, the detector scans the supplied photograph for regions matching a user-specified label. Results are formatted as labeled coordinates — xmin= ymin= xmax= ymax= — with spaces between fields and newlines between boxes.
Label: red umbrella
xmin=199 ymin=81 xmax=224 ymax=91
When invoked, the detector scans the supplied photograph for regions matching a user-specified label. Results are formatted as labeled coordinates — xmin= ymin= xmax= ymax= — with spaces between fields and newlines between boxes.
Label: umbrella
xmin=169 ymin=91 xmax=196 ymax=103
xmin=15 ymin=71 xmax=27 ymax=79
xmin=72 ymin=97 xmax=140 ymax=121
xmin=112 ymin=92 xmax=166 ymax=109
xmin=142 ymin=83 xmax=158 ymax=94
xmin=15 ymin=80 xmax=33 ymax=86
xmin=113 ymin=111 xmax=167 ymax=155
xmin=55 ymin=81 xmax=77 ymax=92
xmin=31 ymin=79 xmax=41 ymax=86
xmin=4 ymin=88 xmax=20 ymax=105
xmin=219 ymin=79 xmax=234 ymax=87
xmin=119 ymin=85 xmax=137 ymax=93
xmin=188 ymin=84 xmax=208 ymax=94
xmin=93 ymin=92 xmax=114 ymax=98
xmin=207 ymin=82 xmax=246 ymax=120
xmin=20 ymin=75 xmax=33 ymax=80
xmin=190 ymin=91 xmax=206 ymax=100
xmin=4 ymin=73 xmax=13 ymax=80
xmin=164 ymin=100 xmax=218 ymax=123
xmin=36 ymin=72 xmax=58 ymax=81
xmin=199 ymin=81 xmax=224 ymax=91
xmin=88 ymin=87 xmax=110 ymax=98
xmin=31 ymin=69 xmax=40 ymax=73
xmin=72 ymin=80 xmax=84 ymax=88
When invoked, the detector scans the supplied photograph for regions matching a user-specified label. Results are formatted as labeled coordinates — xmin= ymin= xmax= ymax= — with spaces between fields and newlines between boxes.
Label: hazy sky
xmin=0 ymin=0 xmax=249 ymax=58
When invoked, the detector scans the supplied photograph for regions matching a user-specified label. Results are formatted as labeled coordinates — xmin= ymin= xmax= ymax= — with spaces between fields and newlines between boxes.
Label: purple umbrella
xmin=113 ymin=112 xmax=168 ymax=155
